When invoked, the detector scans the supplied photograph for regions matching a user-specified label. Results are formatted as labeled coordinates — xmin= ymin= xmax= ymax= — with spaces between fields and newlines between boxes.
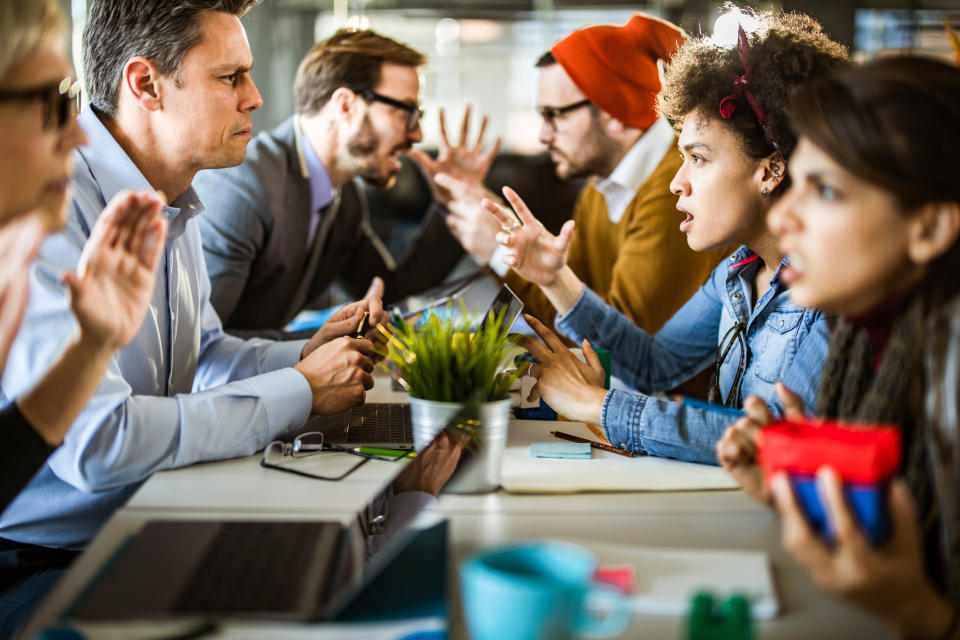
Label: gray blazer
xmin=194 ymin=117 xmax=463 ymax=335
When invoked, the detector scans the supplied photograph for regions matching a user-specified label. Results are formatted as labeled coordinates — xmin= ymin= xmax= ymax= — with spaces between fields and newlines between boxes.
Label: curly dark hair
xmin=659 ymin=11 xmax=848 ymax=173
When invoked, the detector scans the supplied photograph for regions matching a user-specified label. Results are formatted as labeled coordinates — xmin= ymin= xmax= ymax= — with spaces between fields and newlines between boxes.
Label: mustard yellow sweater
xmin=506 ymin=145 xmax=732 ymax=334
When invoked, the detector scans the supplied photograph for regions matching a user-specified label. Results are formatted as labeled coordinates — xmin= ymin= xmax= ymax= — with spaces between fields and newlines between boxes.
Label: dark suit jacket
xmin=194 ymin=117 xmax=463 ymax=335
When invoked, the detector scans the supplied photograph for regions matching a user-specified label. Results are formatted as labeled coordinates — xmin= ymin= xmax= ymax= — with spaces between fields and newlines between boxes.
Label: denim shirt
xmin=556 ymin=246 xmax=832 ymax=464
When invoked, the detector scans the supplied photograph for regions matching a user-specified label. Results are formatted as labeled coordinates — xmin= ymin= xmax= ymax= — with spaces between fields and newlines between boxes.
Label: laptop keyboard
xmin=345 ymin=404 xmax=413 ymax=444
xmin=174 ymin=522 xmax=328 ymax=614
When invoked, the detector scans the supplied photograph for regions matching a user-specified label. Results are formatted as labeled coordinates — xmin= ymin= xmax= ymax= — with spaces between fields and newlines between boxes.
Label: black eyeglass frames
xmin=707 ymin=321 xmax=748 ymax=407
xmin=356 ymin=88 xmax=423 ymax=132
xmin=0 ymin=77 xmax=81 ymax=131
xmin=537 ymin=99 xmax=591 ymax=130
xmin=260 ymin=431 xmax=412 ymax=482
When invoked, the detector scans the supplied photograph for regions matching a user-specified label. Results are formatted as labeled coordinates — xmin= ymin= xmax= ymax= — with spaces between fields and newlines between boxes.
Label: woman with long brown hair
xmin=721 ymin=56 xmax=960 ymax=638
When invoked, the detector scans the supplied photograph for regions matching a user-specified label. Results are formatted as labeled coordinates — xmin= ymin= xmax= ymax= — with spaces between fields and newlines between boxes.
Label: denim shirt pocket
xmin=752 ymin=309 xmax=803 ymax=383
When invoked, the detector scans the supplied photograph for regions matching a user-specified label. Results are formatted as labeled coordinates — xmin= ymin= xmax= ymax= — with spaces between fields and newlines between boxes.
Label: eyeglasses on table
xmin=260 ymin=431 xmax=413 ymax=481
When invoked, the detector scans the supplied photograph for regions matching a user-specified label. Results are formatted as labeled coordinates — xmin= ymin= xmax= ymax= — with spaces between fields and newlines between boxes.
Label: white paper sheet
xmin=501 ymin=420 xmax=739 ymax=493
xmin=572 ymin=538 xmax=779 ymax=619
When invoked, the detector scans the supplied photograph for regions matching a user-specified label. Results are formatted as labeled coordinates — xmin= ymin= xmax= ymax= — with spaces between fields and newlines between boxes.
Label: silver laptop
xmin=313 ymin=283 xmax=525 ymax=450
xmin=69 ymin=409 xmax=476 ymax=623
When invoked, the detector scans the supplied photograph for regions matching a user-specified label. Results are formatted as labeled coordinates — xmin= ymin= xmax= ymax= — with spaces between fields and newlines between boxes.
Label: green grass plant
xmin=376 ymin=302 xmax=522 ymax=402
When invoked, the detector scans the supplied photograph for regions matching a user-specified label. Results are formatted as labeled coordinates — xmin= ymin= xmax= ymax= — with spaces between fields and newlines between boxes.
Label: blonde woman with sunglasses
xmin=0 ymin=3 xmax=167 ymax=631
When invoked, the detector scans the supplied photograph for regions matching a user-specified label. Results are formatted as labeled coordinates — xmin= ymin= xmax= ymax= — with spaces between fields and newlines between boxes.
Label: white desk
xmin=21 ymin=376 xmax=895 ymax=639
xmin=22 ymin=498 xmax=891 ymax=640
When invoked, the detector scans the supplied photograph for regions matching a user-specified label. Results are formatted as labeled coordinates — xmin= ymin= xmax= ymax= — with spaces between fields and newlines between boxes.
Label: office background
xmin=57 ymin=0 xmax=959 ymax=154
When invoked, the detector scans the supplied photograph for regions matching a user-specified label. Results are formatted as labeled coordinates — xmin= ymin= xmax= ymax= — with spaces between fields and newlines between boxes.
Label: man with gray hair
xmin=0 ymin=1 xmax=381 ymax=629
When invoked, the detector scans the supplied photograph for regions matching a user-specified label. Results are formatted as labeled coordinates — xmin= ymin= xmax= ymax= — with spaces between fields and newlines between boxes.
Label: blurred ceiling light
xmin=712 ymin=8 xmax=762 ymax=47
xmin=345 ymin=14 xmax=370 ymax=30
xmin=436 ymin=18 xmax=461 ymax=45
xmin=458 ymin=19 xmax=503 ymax=44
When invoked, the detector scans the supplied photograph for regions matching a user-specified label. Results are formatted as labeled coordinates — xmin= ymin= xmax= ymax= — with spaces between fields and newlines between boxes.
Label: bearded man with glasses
xmin=194 ymin=29 xmax=498 ymax=339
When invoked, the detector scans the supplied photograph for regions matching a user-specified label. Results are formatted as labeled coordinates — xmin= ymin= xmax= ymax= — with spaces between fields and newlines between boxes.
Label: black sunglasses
xmin=0 ymin=77 xmax=81 ymax=131
xmin=356 ymin=88 xmax=423 ymax=132
xmin=537 ymin=99 xmax=591 ymax=129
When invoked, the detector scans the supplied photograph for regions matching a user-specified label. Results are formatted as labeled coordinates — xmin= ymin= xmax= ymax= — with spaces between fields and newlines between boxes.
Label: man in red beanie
xmin=438 ymin=15 xmax=731 ymax=361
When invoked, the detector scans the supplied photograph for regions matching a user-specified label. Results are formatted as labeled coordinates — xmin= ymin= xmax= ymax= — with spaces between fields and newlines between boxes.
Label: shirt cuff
xmin=489 ymin=244 xmax=511 ymax=277
xmin=262 ymin=338 xmax=308 ymax=372
xmin=253 ymin=367 xmax=313 ymax=432
xmin=601 ymin=388 xmax=647 ymax=454
xmin=555 ymin=286 xmax=605 ymax=343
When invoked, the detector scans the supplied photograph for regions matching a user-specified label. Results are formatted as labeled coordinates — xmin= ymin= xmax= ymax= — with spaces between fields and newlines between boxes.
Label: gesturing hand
xmin=294 ymin=336 xmax=376 ymax=415
xmin=483 ymin=187 xmax=575 ymax=286
xmin=65 ymin=190 xmax=167 ymax=350
xmin=301 ymin=277 xmax=390 ymax=359
xmin=433 ymin=172 xmax=501 ymax=263
xmin=716 ymin=382 xmax=805 ymax=505
xmin=408 ymin=105 xmax=501 ymax=203
xmin=517 ymin=314 xmax=607 ymax=425
xmin=0 ymin=215 xmax=45 ymax=376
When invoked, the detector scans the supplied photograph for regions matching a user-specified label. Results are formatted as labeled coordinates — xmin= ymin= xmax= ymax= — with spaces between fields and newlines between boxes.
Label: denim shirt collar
xmin=724 ymin=245 xmax=792 ymax=325
xmin=77 ymin=108 xmax=204 ymax=239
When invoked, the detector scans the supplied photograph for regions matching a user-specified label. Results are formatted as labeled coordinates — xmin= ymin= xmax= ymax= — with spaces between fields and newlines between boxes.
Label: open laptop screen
xmin=70 ymin=407 xmax=478 ymax=622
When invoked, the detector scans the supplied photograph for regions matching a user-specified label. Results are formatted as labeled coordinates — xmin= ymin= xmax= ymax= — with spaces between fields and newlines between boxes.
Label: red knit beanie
xmin=551 ymin=14 xmax=685 ymax=129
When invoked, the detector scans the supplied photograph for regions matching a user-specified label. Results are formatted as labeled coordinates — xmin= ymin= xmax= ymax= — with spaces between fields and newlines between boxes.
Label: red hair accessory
xmin=718 ymin=25 xmax=770 ymax=132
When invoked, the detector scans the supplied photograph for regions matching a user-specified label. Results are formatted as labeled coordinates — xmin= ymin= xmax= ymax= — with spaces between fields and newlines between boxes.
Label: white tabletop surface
xmin=20 ymin=373 xmax=895 ymax=640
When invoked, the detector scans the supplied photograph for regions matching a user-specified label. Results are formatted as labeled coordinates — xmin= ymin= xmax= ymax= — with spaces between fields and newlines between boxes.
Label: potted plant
xmin=376 ymin=303 xmax=522 ymax=493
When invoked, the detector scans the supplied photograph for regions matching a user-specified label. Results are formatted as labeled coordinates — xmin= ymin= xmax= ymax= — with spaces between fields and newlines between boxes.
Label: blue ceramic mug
xmin=459 ymin=541 xmax=630 ymax=640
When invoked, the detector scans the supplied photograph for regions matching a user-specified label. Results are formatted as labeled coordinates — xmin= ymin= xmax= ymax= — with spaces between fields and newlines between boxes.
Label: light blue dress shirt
xmin=0 ymin=109 xmax=313 ymax=548
xmin=295 ymin=116 xmax=335 ymax=248
xmin=556 ymin=246 xmax=833 ymax=464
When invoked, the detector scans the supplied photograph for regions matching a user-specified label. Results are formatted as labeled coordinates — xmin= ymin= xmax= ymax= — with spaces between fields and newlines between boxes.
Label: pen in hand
xmin=354 ymin=311 xmax=370 ymax=339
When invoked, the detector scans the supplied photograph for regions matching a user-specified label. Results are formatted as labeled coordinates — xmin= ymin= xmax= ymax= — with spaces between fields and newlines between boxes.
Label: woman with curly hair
xmin=508 ymin=10 xmax=848 ymax=463
xmin=719 ymin=56 xmax=960 ymax=638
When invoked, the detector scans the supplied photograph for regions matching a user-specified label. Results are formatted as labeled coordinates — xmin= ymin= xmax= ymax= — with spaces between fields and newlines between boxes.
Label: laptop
xmin=387 ymin=268 xmax=490 ymax=321
xmin=69 ymin=411 xmax=473 ymax=623
xmin=312 ymin=283 xmax=525 ymax=450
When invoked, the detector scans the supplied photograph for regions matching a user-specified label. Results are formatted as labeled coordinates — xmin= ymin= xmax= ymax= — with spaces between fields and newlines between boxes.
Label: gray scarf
xmin=816 ymin=300 xmax=959 ymax=604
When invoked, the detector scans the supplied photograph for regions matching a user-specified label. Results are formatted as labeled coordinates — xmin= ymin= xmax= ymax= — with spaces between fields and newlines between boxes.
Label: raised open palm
xmin=483 ymin=186 xmax=575 ymax=286
xmin=64 ymin=190 xmax=167 ymax=349
xmin=408 ymin=105 xmax=501 ymax=201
